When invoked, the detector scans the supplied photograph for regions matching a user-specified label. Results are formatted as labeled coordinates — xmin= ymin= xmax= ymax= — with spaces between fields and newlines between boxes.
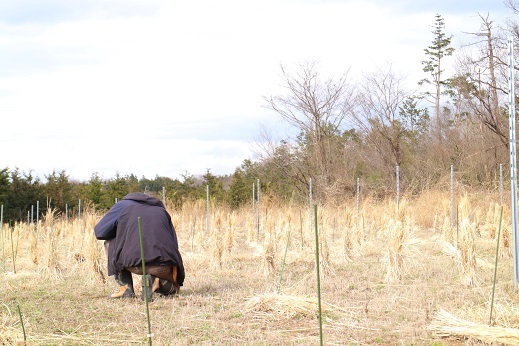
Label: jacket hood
xmin=122 ymin=192 xmax=165 ymax=208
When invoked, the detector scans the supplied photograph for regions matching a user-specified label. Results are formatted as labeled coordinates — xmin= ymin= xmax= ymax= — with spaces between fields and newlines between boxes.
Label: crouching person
xmin=94 ymin=192 xmax=185 ymax=300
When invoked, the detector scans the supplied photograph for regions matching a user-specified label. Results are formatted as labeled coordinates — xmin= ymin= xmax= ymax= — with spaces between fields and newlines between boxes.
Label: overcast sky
xmin=0 ymin=0 xmax=511 ymax=182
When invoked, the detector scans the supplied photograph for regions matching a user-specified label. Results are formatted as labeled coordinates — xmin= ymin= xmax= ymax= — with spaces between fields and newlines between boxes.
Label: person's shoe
xmin=108 ymin=284 xmax=135 ymax=299
xmin=151 ymin=276 xmax=160 ymax=293
xmin=141 ymin=274 xmax=154 ymax=301
xmin=156 ymin=279 xmax=180 ymax=296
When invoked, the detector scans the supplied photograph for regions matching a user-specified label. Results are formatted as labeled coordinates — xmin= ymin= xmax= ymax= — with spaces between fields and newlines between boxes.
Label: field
xmin=2 ymin=190 xmax=519 ymax=345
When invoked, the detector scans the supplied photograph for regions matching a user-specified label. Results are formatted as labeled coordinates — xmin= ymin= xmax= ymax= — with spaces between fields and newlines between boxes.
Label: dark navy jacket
xmin=94 ymin=192 xmax=185 ymax=286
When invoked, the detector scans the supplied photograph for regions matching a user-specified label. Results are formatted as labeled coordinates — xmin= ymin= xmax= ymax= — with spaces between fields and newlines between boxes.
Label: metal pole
xmin=252 ymin=182 xmax=255 ymax=218
xmin=257 ymin=179 xmax=261 ymax=239
xmin=451 ymin=164 xmax=455 ymax=228
xmin=396 ymin=166 xmax=400 ymax=210
xmin=313 ymin=205 xmax=324 ymax=346
xmin=78 ymin=199 xmax=81 ymax=219
xmin=65 ymin=203 xmax=68 ymax=220
xmin=508 ymin=37 xmax=519 ymax=286
xmin=162 ymin=186 xmax=165 ymax=205
xmin=206 ymin=185 xmax=209 ymax=233
xmin=31 ymin=205 xmax=33 ymax=223
xmin=309 ymin=178 xmax=313 ymax=230
xmin=356 ymin=177 xmax=360 ymax=224
xmin=500 ymin=163 xmax=504 ymax=206
xmin=36 ymin=200 xmax=39 ymax=228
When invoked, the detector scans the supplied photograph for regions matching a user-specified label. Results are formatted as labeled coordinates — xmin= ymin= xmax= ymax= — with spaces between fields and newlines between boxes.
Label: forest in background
xmin=3 ymin=5 xmax=519 ymax=222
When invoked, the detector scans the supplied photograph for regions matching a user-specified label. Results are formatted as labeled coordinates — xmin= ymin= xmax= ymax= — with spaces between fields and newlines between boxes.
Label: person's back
xmin=94 ymin=192 xmax=185 ymax=300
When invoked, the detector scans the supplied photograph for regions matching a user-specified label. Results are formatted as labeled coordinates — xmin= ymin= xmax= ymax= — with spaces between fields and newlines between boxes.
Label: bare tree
xmin=263 ymin=62 xmax=356 ymax=189
xmin=353 ymin=65 xmax=419 ymax=176
xmin=459 ymin=14 xmax=508 ymax=147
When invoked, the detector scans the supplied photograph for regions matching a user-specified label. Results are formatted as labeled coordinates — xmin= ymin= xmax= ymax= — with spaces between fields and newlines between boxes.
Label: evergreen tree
xmin=0 ymin=167 xmax=9 ymax=207
xmin=86 ymin=173 xmax=103 ymax=209
xmin=420 ymin=13 xmax=455 ymax=144
xmin=7 ymin=168 xmax=44 ymax=222
xmin=228 ymin=160 xmax=257 ymax=208
xmin=44 ymin=170 xmax=73 ymax=213
xmin=203 ymin=169 xmax=224 ymax=202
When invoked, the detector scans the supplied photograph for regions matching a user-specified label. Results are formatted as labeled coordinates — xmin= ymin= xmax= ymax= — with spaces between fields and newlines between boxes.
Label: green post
xmin=490 ymin=206 xmax=503 ymax=325
xmin=1 ymin=204 xmax=4 ymax=273
xmin=277 ymin=231 xmax=291 ymax=293
xmin=11 ymin=227 xmax=16 ymax=273
xmin=299 ymin=210 xmax=303 ymax=250
xmin=17 ymin=303 xmax=26 ymax=342
xmin=138 ymin=217 xmax=153 ymax=346
xmin=313 ymin=205 xmax=323 ymax=346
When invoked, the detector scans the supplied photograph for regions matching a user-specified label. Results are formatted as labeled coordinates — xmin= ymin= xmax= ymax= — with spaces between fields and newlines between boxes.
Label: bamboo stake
xmin=191 ymin=218 xmax=196 ymax=252
xmin=490 ymin=206 xmax=503 ymax=325
xmin=17 ymin=303 xmax=26 ymax=342
xmin=277 ymin=230 xmax=291 ymax=293
xmin=138 ymin=217 xmax=153 ymax=346
xmin=300 ymin=210 xmax=303 ymax=250
xmin=1 ymin=204 xmax=4 ymax=273
xmin=11 ymin=226 xmax=16 ymax=273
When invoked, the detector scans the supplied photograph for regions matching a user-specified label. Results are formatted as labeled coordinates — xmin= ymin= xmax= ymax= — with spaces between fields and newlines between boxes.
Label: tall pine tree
xmin=420 ymin=14 xmax=455 ymax=144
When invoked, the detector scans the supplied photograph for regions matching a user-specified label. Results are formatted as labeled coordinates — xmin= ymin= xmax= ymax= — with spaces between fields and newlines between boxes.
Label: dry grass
xmin=428 ymin=309 xmax=519 ymax=345
xmin=243 ymin=292 xmax=346 ymax=319
xmin=1 ymin=189 xmax=519 ymax=345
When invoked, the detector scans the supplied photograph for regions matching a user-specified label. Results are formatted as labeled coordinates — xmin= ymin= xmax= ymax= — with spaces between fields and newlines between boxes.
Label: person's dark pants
xmin=126 ymin=266 xmax=180 ymax=296
xmin=106 ymin=239 xmax=179 ymax=298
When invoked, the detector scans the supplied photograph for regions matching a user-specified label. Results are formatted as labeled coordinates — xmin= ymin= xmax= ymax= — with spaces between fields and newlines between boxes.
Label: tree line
xmin=258 ymin=9 xmax=519 ymax=202
xmin=0 ymin=164 xmax=261 ymax=223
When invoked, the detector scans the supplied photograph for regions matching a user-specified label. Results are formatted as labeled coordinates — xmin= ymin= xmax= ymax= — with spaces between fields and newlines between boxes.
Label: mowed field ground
xmin=2 ymin=190 xmax=519 ymax=345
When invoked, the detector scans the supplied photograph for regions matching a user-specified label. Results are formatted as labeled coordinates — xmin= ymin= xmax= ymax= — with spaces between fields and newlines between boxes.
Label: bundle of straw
xmin=244 ymin=292 xmax=339 ymax=319
xmin=384 ymin=218 xmax=406 ymax=283
xmin=428 ymin=309 xmax=519 ymax=345
xmin=210 ymin=212 xmax=224 ymax=268
xmin=1 ymin=304 xmax=23 ymax=345
xmin=0 ymin=326 xmax=19 ymax=346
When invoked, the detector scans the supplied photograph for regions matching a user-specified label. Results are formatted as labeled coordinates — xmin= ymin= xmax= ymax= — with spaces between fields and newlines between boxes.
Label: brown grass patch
xmin=1 ymin=190 xmax=517 ymax=345
xmin=428 ymin=309 xmax=519 ymax=345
